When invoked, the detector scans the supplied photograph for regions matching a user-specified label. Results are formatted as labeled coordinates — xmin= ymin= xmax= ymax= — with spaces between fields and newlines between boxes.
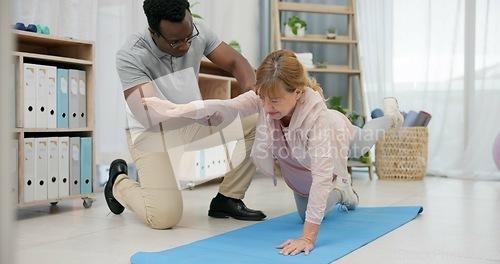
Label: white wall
xmin=192 ymin=0 xmax=260 ymax=67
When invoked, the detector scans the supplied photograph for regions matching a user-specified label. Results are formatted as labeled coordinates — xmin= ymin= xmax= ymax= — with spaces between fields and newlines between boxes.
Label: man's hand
xmin=195 ymin=111 xmax=223 ymax=127
xmin=276 ymin=237 xmax=314 ymax=256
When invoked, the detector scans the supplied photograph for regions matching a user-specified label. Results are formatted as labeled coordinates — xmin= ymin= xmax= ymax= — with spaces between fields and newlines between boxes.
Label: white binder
xmin=23 ymin=138 xmax=35 ymax=203
xmin=78 ymin=70 xmax=87 ymax=127
xmin=46 ymin=66 xmax=57 ymax=128
xmin=36 ymin=65 xmax=48 ymax=128
xmin=58 ymin=137 xmax=70 ymax=197
xmin=68 ymin=69 xmax=80 ymax=128
xmin=69 ymin=137 xmax=81 ymax=195
xmin=23 ymin=64 xmax=37 ymax=128
xmin=10 ymin=64 xmax=16 ymax=128
xmin=12 ymin=139 xmax=19 ymax=204
xmin=35 ymin=137 xmax=48 ymax=201
xmin=47 ymin=137 xmax=59 ymax=199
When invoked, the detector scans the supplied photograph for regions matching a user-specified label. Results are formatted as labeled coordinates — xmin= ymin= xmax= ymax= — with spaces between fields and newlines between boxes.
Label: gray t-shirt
xmin=116 ymin=18 xmax=222 ymax=130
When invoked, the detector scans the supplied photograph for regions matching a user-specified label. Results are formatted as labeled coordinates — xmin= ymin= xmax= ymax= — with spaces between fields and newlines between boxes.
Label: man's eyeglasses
xmin=156 ymin=23 xmax=199 ymax=49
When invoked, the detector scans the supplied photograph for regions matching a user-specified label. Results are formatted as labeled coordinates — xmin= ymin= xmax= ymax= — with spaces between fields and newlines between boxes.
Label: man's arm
xmin=206 ymin=42 xmax=256 ymax=92
xmin=124 ymin=82 xmax=197 ymax=130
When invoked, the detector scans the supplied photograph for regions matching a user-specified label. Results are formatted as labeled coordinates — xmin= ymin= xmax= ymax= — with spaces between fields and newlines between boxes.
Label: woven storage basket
xmin=375 ymin=127 xmax=428 ymax=180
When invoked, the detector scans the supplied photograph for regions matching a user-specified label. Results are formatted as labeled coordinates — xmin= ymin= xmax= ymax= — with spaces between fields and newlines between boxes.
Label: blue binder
xmin=56 ymin=69 xmax=69 ymax=128
xmin=80 ymin=137 xmax=92 ymax=194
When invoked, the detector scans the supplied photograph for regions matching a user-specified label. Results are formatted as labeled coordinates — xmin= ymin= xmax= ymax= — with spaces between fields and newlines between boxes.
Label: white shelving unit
xmin=270 ymin=0 xmax=374 ymax=179
xmin=12 ymin=30 xmax=96 ymax=207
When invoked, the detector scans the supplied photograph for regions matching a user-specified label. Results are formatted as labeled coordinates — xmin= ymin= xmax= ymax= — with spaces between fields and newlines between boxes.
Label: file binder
xmin=23 ymin=64 xmax=37 ymax=128
xmin=68 ymin=70 xmax=80 ymax=128
xmin=79 ymin=70 xmax=87 ymax=127
xmin=47 ymin=137 xmax=59 ymax=199
xmin=80 ymin=137 xmax=92 ymax=194
xmin=69 ymin=137 xmax=81 ymax=195
xmin=36 ymin=66 xmax=48 ymax=128
xmin=56 ymin=69 xmax=69 ymax=128
xmin=23 ymin=138 xmax=35 ymax=203
xmin=10 ymin=64 xmax=16 ymax=128
xmin=35 ymin=137 xmax=48 ymax=201
xmin=58 ymin=137 xmax=70 ymax=197
xmin=46 ymin=66 xmax=57 ymax=128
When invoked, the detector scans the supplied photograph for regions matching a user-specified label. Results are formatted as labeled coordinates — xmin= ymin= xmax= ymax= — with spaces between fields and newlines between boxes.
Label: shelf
xmin=348 ymin=159 xmax=374 ymax=180
xmin=199 ymin=73 xmax=233 ymax=100
xmin=347 ymin=160 xmax=372 ymax=167
xmin=200 ymin=59 xmax=233 ymax=78
xmin=278 ymin=2 xmax=353 ymax=14
xmin=13 ymin=51 xmax=93 ymax=65
xmin=199 ymin=60 xmax=244 ymax=98
xmin=13 ymin=128 xmax=93 ymax=133
xmin=307 ymin=64 xmax=361 ymax=74
xmin=199 ymin=73 xmax=236 ymax=82
xmin=281 ymin=34 xmax=357 ymax=44
xmin=14 ymin=30 xmax=93 ymax=46
xmin=14 ymin=30 xmax=94 ymax=61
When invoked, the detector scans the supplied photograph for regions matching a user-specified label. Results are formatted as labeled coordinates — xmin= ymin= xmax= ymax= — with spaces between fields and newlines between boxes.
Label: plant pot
xmin=326 ymin=32 xmax=336 ymax=39
xmin=284 ymin=24 xmax=305 ymax=37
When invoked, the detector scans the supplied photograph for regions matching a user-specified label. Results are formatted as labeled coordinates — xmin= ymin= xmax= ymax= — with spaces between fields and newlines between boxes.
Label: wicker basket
xmin=375 ymin=127 xmax=428 ymax=180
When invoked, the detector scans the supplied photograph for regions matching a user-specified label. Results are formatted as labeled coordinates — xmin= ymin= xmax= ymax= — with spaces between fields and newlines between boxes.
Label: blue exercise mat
xmin=131 ymin=206 xmax=423 ymax=264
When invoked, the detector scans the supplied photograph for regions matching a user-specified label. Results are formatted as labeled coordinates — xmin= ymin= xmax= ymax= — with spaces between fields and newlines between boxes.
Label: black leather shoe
xmin=208 ymin=198 xmax=266 ymax=221
xmin=105 ymin=159 xmax=127 ymax=215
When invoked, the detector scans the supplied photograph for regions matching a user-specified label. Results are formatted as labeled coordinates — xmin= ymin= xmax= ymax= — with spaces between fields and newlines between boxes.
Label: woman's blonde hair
xmin=255 ymin=49 xmax=324 ymax=99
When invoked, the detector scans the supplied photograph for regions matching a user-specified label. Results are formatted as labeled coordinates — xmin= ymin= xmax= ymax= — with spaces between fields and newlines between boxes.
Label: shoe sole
xmin=105 ymin=159 xmax=127 ymax=214
xmin=105 ymin=197 xmax=125 ymax=215
xmin=208 ymin=210 xmax=265 ymax=221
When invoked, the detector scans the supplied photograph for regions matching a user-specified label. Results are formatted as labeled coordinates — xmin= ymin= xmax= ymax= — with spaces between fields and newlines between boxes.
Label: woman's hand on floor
xmin=276 ymin=237 xmax=314 ymax=256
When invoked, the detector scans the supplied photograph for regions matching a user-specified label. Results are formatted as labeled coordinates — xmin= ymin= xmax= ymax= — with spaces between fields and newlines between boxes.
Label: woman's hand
xmin=276 ymin=237 xmax=314 ymax=256
xmin=142 ymin=97 xmax=224 ymax=126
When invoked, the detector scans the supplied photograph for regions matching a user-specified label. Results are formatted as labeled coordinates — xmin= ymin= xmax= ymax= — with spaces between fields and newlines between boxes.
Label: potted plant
xmin=284 ymin=15 xmax=307 ymax=37
xmin=316 ymin=58 xmax=327 ymax=69
xmin=326 ymin=96 xmax=370 ymax=164
xmin=326 ymin=26 xmax=336 ymax=39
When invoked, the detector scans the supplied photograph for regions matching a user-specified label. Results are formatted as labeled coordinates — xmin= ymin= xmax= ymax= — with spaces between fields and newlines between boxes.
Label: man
xmin=106 ymin=0 xmax=266 ymax=229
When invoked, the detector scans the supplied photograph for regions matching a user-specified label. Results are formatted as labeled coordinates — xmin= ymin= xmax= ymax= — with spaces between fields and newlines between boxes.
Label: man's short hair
xmin=143 ymin=0 xmax=191 ymax=32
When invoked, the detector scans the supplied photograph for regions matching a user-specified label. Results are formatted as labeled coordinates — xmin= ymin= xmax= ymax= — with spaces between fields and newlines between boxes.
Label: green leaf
xmin=359 ymin=152 xmax=371 ymax=164
xmin=190 ymin=1 xmax=200 ymax=8
xmin=190 ymin=1 xmax=202 ymax=19
xmin=326 ymin=96 xmax=363 ymax=126
xmin=286 ymin=15 xmax=306 ymax=35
